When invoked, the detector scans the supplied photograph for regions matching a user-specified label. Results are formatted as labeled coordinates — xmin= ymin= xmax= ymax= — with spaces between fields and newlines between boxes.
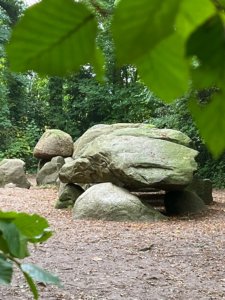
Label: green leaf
xmin=0 ymin=211 xmax=52 ymax=245
xmin=22 ymin=271 xmax=39 ymax=300
xmin=215 ymin=0 xmax=225 ymax=9
xmin=0 ymin=211 xmax=18 ymax=220
xmin=190 ymin=91 xmax=225 ymax=157
xmin=0 ymin=256 xmax=13 ymax=284
xmin=7 ymin=0 xmax=98 ymax=76
xmin=137 ymin=34 xmax=190 ymax=102
xmin=114 ymin=0 xmax=121 ymax=5
xmin=0 ymin=235 xmax=10 ymax=254
xmin=112 ymin=0 xmax=180 ymax=64
xmin=31 ymin=229 xmax=52 ymax=244
xmin=92 ymin=47 xmax=106 ymax=82
xmin=175 ymin=0 xmax=216 ymax=39
xmin=0 ymin=221 xmax=29 ymax=259
xmin=186 ymin=15 xmax=225 ymax=89
xmin=21 ymin=263 xmax=62 ymax=287
xmin=14 ymin=213 xmax=52 ymax=243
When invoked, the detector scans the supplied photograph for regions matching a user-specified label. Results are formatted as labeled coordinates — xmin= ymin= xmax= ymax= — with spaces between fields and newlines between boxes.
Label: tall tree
xmin=0 ymin=0 xmax=26 ymax=126
xmin=48 ymin=76 xmax=64 ymax=129
xmin=0 ymin=0 xmax=24 ymax=25
xmin=0 ymin=1 xmax=12 ymax=150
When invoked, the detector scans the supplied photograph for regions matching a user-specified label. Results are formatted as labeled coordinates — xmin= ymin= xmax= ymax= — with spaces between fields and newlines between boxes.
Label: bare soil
xmin=1 ymin=177 xmax=225 ymax=300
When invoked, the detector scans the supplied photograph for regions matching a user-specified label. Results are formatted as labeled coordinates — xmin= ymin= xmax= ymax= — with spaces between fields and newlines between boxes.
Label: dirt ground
xmin=1 ymin=177 xmax=225 ymax=300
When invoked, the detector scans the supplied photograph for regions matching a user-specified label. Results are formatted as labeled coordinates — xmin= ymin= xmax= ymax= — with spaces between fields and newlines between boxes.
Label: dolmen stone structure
xmin=60 ymin=123 xmax=198 ymax=191
xmin=34 ymin=124 xmax=213 ymax=220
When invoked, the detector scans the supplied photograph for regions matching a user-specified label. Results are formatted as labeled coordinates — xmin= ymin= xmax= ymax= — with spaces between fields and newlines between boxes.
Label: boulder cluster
xmin=33 ymin=124 xmax=213 ymax=221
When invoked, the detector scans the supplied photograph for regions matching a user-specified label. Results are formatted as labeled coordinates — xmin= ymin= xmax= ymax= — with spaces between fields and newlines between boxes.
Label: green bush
xmin=197 ymin=157 xmax=225 ymax=188
xmin=1 ymin=121 xmax=42 ymax=171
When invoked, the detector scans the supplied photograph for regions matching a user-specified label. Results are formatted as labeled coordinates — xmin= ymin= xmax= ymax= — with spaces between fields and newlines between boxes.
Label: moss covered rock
xmin=34 ymin=129 xmax=73 ymax=160
xmin=60 ymin=124 xmax=198 ymax=190
xmin=73 ymin=182 xmax=166 ymax=221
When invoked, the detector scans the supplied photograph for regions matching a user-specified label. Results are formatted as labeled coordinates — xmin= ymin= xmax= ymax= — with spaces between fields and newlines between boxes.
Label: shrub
xmin=1 ymin=121 xmax=42 ymax=171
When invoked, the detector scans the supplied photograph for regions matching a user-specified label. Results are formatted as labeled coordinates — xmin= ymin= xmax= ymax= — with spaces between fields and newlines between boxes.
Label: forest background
xmin=0 ymin=0 xmax=224 ymax=187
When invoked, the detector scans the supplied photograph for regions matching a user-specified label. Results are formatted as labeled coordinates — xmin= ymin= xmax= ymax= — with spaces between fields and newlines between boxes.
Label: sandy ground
xmin=0 ymin=178 xmax=225 ymax=300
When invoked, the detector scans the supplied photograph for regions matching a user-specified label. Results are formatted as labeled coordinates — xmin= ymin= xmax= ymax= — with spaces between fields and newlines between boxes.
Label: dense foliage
xmin=6 ymin=0 xmax=225 ymax=157
xmin=0 ymin=0 xmax=224 ymax=186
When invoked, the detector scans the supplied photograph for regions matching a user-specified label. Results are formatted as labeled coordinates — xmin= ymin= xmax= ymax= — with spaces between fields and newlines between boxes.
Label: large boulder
xmin=73 ymin=123 xmax=192 ymax=157
xmin=60 ymin=124 xmax=198 ymax=191
xmin=33 ymin=129 xmax=73 ymax=160
xmin=73 ymin=182 xmax=166 ymax=221
xmin=0 ymin=159 xmax=31 ymax=188
xmin=36 ymin=156 xmax=65 ymax=186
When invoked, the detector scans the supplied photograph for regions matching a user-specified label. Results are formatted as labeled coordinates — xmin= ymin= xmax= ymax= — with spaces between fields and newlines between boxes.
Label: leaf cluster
xmin=0 ymin=211 xmax=61 ymax=299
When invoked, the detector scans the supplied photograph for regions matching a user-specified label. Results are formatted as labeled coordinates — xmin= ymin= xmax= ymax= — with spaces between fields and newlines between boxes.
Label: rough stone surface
xmin=73 ymin=182 xmax=166 ymax=221
xmin=164 ymin=190 xmax=206 ymax=215
xmin=55 ymin=183 xmax=84 ymax=209
xmin=73 ymin=123 xmax=192 ymax=158
xmin=33 ymin=129 xmax=73 ymax=160
xmin=60 ymin=127 xmax=198 ymax=190
xmin=64 ymin=157 xmax=74 ymax=164
xmin=186 ymin=178 xmax=213 ymax=205
xmin=0 ymin=159 xmax=31 ymax=188
xmin=51 ymin=156 xmax=65 ymax=166
xmin=38 ymin=158 xmax=49 ymax=171
xmin=36 ymin=156 xmax=65 ymax=186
